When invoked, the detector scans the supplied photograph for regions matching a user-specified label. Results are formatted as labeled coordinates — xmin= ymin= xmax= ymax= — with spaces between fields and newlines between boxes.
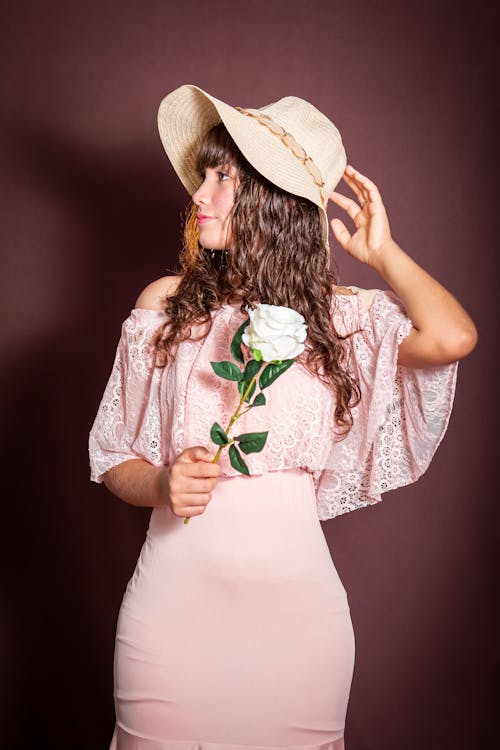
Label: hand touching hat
xmin=329 ymin=165 xmax=394 ymax=269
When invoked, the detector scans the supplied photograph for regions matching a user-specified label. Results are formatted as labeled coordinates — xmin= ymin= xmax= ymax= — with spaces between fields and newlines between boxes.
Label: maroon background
xmin=1 ymin=1 xmax=497 ymax=747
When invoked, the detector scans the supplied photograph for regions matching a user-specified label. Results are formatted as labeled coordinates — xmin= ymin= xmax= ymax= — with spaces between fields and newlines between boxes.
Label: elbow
xmin=397 ymin=324 xmax=478 ymax=367
xmin=440 ymin=324 xmax=478 ymax=362
xmin=101 ymin=469 xmax=114 ymax=491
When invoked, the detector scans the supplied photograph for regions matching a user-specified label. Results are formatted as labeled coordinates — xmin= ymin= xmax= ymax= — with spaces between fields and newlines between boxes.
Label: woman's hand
xmin=328 ymin=165 xmax=478 ymax=366
xmin=329 ymin=165 xmax=392 ymax=268
xmin=163 ymin=446 xmax=222 ymax=519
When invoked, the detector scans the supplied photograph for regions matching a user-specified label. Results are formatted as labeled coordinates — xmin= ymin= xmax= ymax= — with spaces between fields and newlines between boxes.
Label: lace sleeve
xmin=88 ymin=308 xmax=168 ymax=484
xmin=314 ymin=288 xmax=459 ymax=520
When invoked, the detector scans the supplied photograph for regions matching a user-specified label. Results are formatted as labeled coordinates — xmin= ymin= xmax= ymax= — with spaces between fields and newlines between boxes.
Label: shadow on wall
xmin=1 ymin=120 xmax=184 ymax=747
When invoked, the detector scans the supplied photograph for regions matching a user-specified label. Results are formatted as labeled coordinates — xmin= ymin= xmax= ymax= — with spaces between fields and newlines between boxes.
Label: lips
xmin=197 ymin=215 xmax=215 ymax=223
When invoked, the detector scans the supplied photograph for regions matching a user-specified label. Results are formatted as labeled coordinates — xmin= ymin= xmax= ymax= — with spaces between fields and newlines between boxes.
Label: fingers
xmin=178 ymin=446 xmax=222 ymax=477
xmin=178 ymin=445 xmax=215 ymax=464
xmin=181 ymin=505 xmax=207 ymax=518
xmin=168 ymin=473 xmax=218 ymax=517
xmin=169 ymin=445 xmax=223 ymax=518
xmin=185 ymin=477 xmax=219 ymax=494
xmin=180 ymin=462 xmax=221 ymax=478
xmin=343 ymin=165 xmax=382 ymax=205
xmin=341 ymin=172 xmax=367 ymax=204
xmin=330 ymin=218 xmax=352 ymax=250
xmin=177 ymin=490 xmax=213 ymax=506
xmin=329 ymin=191 xmax=365 ymax=221
xmin=329 ymin=165 xmax=385 ymax=227
xmin=170 ymin=465 xmax=220 ymax=490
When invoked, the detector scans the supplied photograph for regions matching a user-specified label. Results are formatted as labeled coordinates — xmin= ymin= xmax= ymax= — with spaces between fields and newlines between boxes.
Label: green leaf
xmin=251 ymin=392 xmax=266 ymax=407
xmin=211 ymin=360 xmax=243 ymax=381
xmin=210 ymin=422 xmax=229 ymax=445
xmin=230 ymin=319 xmax=250 ymax=364
xmin=238 ymin=378 xmax=256 ymax=403
xmin=234 ymin=431 xmax=269 ymax=454
xmin=243 ymin=359 xmax=263 ymax=380
xmin=259 ymin=359 xmax=295 ymax=389
xmin=229 ymin=444 xmax=250 ymax=475
xmin=236 ymin=359 xmax=262 ymax=402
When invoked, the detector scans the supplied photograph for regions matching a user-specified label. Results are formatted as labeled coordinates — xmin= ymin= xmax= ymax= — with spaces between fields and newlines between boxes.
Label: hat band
xmin=234 ymin=106 xmax=327 ymax=209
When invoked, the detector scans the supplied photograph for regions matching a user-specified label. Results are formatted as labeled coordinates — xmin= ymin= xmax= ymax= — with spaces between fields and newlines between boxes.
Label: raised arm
xmin=329 ymin=165 xmax=478 ymax=368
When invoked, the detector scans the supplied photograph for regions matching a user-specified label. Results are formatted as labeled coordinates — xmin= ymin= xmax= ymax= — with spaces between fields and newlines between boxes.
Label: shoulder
xmin=332 ymin=284 xmax=358 ymax=297
xmin=332 ymin=284 xmax=380 ymax=313
xmin=134 ymin=275 xmax=182 ymax=310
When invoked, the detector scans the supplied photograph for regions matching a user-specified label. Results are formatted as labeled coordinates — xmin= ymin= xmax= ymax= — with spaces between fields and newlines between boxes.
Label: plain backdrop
xmin=1 ymin=1 xmax=497 ymax=747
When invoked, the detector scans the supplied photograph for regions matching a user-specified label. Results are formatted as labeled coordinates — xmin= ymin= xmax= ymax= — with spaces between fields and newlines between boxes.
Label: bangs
xmin=195 ymin=122 xmax=242 ymax=173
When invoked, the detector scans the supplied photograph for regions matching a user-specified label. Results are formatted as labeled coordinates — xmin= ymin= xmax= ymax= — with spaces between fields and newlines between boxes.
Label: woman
xmin=89 ymin=84 xmax=477 ymax=749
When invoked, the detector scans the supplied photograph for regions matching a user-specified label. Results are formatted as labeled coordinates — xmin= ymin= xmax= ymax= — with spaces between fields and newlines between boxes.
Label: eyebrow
xmin=198 ymin=163 xmax=236 ymax=175
xmin=215 ymin=162 xmax=235 ymax=171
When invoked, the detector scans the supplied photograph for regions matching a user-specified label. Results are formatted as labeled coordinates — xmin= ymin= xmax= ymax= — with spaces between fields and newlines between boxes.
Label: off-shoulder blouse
xmin=88 ymin=287 xmax=458 ymax=521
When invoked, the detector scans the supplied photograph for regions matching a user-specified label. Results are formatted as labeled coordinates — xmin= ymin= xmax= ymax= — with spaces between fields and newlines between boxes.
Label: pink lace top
xmin=88 ymin=287 xmax=458 ymax=520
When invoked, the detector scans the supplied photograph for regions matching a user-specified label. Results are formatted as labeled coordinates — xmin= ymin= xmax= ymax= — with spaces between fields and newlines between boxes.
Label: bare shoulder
xmin=332 ymin=284 xmax=381 ymax=313
xmin=134 ymin=275 xmax=182 ymax=310
xmin=332 ymin=284 xmax=358 ymax=296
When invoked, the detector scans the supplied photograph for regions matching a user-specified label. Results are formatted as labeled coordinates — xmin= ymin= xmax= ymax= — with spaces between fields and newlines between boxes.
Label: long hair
xmin=153 ymin=122 xmax=362 ymax=438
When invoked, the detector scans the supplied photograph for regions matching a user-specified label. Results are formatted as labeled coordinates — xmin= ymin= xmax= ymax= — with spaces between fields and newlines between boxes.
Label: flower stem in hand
xmin=184 ymin=374 xmax=258 ymax=525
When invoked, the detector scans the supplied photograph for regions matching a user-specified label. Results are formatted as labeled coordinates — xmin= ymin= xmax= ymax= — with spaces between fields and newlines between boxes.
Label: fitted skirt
xmin=109 ymin=468 xmax=355 ymax=750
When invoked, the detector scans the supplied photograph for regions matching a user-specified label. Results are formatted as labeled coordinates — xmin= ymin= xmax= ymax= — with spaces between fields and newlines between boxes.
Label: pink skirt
xmin=109 ymin=468 xmax=355 ymax=749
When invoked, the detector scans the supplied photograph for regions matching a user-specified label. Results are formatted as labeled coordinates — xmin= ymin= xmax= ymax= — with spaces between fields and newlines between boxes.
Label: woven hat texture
xmin=157 ymin=84 xmax=347 ymax=248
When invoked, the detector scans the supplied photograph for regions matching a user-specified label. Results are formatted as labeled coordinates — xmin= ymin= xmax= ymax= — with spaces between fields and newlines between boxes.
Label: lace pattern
xmin=88 ymin=309 xmax=168 ymax=482
xmin=88 ymin=289 xmax=458 ymax=520
xmin=312 ymin=289 xmax=458 ymax=519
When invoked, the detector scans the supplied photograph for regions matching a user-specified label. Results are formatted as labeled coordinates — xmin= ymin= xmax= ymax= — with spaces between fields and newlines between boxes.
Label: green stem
xmin=184 ymin=372 xmax=259 ymax=525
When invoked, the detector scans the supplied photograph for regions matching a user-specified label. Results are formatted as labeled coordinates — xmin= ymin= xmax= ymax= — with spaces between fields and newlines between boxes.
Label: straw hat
xmin=157 ymin=84 xmax=347 ymax=248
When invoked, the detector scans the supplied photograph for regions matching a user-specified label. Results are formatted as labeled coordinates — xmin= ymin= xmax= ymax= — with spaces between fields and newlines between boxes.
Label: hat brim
xmin=157 ymin=84 xmax=334 ymax=247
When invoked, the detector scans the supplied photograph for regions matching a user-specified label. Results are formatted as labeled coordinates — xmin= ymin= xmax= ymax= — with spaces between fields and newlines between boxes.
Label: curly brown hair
xmin=153 ymin=122 xmax=362 ymax=438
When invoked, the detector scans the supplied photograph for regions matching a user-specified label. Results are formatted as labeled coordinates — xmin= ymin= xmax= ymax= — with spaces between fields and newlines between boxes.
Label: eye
xmin=217 ymin=171 xmax=230 ymax=182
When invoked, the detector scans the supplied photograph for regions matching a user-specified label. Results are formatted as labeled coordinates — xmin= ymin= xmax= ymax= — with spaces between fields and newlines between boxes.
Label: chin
xmin=200 ymin=236 xmax=228 ymax=251
xmin=199 ymin=233 xmax=221 ymax=248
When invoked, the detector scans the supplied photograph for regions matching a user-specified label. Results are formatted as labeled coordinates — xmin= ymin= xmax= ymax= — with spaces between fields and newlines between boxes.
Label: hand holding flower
xmin=183 ymin=303 xmax=307 ymax=524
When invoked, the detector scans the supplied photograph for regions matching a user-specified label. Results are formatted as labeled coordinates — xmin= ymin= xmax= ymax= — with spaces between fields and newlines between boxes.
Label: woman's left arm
xmin=329 ymin=165 xmax=478 ymax=368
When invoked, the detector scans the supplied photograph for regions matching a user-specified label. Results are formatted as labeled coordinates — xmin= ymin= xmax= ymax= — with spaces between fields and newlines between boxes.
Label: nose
xmin=192 ymin=177 xmax=210 ymax=208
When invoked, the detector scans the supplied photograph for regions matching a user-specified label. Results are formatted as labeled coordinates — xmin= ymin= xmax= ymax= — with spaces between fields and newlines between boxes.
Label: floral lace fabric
xmin=88 ymin=288 xmax=458 ymax=520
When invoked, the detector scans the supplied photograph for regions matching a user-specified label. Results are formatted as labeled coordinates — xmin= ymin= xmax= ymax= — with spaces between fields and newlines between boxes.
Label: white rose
xmin=241 ymin=303 xmax=307 ymax=361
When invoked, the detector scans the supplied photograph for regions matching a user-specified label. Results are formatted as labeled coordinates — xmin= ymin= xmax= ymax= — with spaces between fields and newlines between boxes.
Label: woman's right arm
xmin=102 ymin=447 xmax=222 ymax=518
xmin=91 ymin=275 xmax=220 ymax=518
xmin=102 ymin=459 xmax=171 ymax=509
xmin=95 ymin=275 xmax=182 ymax=508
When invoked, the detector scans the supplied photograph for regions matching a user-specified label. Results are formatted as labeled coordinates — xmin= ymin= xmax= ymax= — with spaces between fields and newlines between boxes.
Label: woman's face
xmin=192 ymin=163 xmax=239 ymax=250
